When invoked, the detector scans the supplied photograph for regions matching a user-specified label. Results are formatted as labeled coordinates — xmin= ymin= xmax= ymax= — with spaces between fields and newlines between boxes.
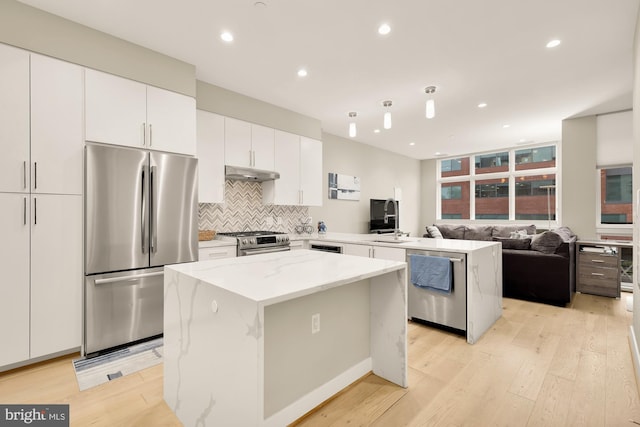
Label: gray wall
xmin=196 ymin=80 xmax=321 ymax=140
xmin=308 ymin=133 xmax=422 ymax=237
xmin=0 ymin=0 xmax=195 ymax=96
xmin=561 ymin=116 xmax=598 ymax=238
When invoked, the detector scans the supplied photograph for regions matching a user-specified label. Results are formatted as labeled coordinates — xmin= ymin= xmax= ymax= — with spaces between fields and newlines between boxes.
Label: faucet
xmin=383 ymin=197 xmax=400 ymax=239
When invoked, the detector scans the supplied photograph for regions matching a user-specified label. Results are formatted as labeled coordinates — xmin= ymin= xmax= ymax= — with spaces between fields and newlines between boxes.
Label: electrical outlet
xmin=311 ymin=313 xmax=320 ymax=334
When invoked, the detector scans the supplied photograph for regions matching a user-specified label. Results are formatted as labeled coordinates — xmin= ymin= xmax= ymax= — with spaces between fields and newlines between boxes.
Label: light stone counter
xmin=164 ymin=250 xmax=407 ymax=426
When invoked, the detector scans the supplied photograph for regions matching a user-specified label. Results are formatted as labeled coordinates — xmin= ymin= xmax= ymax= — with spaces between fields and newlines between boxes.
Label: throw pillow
xmin=492 ymin=224 xmax=536 ymax=238
xmin=492 ymin=237 xmax=532 ymax=250
xmin=509 ymin=230 xmax=528 ymax=239
xmin=426 ymin=225 xmax=443 ymax=239
xmin=465 ymin=225 xmax=494 ymax=241
xmin=552 ymin=226 xmax=575 ymax=242
xmin=437 ymin=224 xmax=466 ymax=239
xmin=530 ymin=231 xmax=564 ymax=254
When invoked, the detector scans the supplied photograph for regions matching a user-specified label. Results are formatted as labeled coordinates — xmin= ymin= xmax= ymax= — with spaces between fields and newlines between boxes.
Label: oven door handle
xmin=241 ymin=246 xmax=291 ymax=256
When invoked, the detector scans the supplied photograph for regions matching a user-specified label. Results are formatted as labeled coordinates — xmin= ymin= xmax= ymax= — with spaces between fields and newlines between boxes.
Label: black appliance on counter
xmin=369 ymin=198 xmax=399 ymax=234
xmin=217 ymin=231 xmax=290 ymax=256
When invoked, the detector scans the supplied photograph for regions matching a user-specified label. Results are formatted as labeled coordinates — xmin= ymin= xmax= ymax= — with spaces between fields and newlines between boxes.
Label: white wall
xmin=309 ymin=133 xmax=421 ymax=236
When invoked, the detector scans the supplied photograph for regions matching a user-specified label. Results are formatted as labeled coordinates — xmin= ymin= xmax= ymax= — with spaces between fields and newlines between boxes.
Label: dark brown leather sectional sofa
xmin=424 ymin=224 xmax=577 ymax=306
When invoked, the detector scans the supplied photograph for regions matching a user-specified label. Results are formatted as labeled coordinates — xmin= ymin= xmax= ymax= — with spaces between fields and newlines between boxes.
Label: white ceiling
xmin=18 ymin=0 xmax=639 ymax=160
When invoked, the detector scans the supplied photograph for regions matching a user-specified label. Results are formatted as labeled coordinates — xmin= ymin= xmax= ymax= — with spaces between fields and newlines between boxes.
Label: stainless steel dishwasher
xmin=406 ymin=249 xmax=467 ymax=335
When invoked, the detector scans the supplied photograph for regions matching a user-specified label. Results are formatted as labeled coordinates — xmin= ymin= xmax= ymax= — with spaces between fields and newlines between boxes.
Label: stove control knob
xmin=242 ymin=239 xmax=248 ymax=245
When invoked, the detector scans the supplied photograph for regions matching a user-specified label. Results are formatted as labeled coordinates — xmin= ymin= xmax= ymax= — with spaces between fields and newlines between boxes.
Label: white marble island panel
xmin=164 ymin=250 xmax=407 ymax=426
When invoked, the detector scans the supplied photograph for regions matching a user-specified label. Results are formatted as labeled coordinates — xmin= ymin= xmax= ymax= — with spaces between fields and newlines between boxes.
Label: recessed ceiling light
xmin=546 ymin=39 xmax=561 ymax=48
xmin=378 ymin=23 xmax=391 ymax=35
xmin=409 ymin=142 xmax=415 ymax=146
xmin=373 ymin=129 xmax=381 ymax=133
xmin=220 ymin=31 xmax=234 ymax=42
xmin=478 ymin=103 xmax=487 ymax=108
xmin=297 ymin=69 xmax=308 ymax=77
xmin=435 ymin=151 xmax=441 ymax=156
xmin=503 ymin=124 xmax=511 ymax=129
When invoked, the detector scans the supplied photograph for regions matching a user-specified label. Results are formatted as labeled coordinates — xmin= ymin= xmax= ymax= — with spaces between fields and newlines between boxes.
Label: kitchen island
xmin=164 ymin=249 xmax=407 ymax=427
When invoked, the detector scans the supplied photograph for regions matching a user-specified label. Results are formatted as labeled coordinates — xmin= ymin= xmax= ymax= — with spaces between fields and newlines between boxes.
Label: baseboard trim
xmin=628 ymin=325 xmax=640 ymax=396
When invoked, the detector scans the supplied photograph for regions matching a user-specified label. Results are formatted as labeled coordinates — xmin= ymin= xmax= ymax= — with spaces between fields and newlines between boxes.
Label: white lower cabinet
xmin=0 ymin=193 xmax=30 ymax=367
xmin=343 ymin=243 xmax=406 ymax=261
xmin=0 ymin=193 xmax=82 ymax=367
xmin=30 ymin=194 xmax=82 ymax=358
xmin=198 ymin=245 xmax=236 ymax=260
xmin=289 ymin=240 xmax=307 ymax=250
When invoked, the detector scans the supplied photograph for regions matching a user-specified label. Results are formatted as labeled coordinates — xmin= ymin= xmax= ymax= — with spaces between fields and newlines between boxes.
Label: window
xmin=475 ymin=151 xmax=508 ymax=174
xmin=475 ymin=179 xmax=509 ymax=219
xmin=441 ymin=182 xmax=470 ymax=219
xmin=600 ymin=167 xmax=632 ymax=224
xmin=515 ymin=146 xmax=556 ymax=170
xmin=441 ymin=157 xmax=470 ymax=177
xmin=515 ymin=175 xmax=556 ymax=220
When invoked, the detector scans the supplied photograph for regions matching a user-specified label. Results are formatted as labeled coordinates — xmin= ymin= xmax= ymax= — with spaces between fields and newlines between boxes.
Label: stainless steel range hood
xmin=225 ymin=165 xmax=280 ymax=182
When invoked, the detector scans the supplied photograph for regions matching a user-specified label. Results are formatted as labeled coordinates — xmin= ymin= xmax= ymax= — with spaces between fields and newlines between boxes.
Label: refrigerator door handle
xmin=94 ymin=271 xmax=164 ymax=285
xmin=141 ymin=166 xmax=148 ymax=254
xmin=150 ymin=165 xmax=157 ymax=253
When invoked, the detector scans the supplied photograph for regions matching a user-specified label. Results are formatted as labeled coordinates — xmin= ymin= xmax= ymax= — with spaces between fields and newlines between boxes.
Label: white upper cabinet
xmin=31 ymin=54 xmax=84 ymax=195
xmin=300 ymin=137 xmax=323 ymax=206
xmin=85 ymin=69 xmax=146 ymax=148
xmin=264 ymin=130 xmax=301 ymax=205
xmin=224 ymin=117 xmax=252 ymax=167
xmin=197 ymin=110 xmax=225 ymax=203
xmin=250 ymin=124 xmax=275 ymax=171
xmin=146 ymin=85 xmax=196 ymax=155
xmin=0 ymin=44 xmax=30 ymax=193
xmin=85 ymin=69 xmax=196 ymax=155
xmin=224 ymin=117 xmax=274 ymax=170
xmin=263 ymin=131 xmax=323 ymax=206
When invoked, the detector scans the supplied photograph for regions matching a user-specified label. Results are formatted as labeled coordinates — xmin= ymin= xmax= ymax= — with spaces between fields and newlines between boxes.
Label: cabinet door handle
xmin=142 ymin=123 xmax=146 ymax=146
xmin=33 ymin=197 xmax=37 ymax=225
xmin=23 ymin=197 xmax=26 ymax=225
xmin=249 ymin=150 xmax=253 ymax=166
xmin=591 ymin=272 xmax=604 ymax=276
xmin=591 ymin=259 xmax=605 ymax=263
xmin=23 ymin=161 xmax=27 ymax=189
xmin=149 ymin=124 xmax=153 ymax=146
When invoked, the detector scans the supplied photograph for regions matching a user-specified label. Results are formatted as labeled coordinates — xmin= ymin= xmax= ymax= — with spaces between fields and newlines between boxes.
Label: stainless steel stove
xmin=217 ymin=231 xmax=290 ymax=257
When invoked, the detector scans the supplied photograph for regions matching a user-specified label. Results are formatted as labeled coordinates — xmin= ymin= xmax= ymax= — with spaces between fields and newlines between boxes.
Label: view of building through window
xmin=600 ymin=166 xmax=632 ymax=224
xmin=439 ymin=145 xmax=557 ymax=222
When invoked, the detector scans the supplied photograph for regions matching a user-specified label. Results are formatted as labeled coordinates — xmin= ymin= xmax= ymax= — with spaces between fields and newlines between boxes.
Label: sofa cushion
xmin=493 ymin=237 xmax=532 ymax=250
xmin=552 ymin=226 xmax=575 ymax=242
xmin=425 ymin=225 xmax=443 ymax=239
xmin=465 ymin=225 xmax=494 ymax=241
xmin=491 ymin=224 xmax=536 ymax=238
xmin=437 ymin=224 xmax=466 ymax=239
xmin=531 ymin=231 xmax=564 ymax=254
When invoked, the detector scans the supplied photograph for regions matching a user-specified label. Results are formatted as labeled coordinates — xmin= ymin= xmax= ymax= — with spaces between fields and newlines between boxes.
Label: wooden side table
xmin=576 ymin=240 xmax=630 ymax=298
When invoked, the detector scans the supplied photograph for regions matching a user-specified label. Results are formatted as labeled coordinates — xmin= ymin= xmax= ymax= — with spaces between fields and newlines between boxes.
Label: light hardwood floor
xmin=1 ymin=293 xmax=639 ymax=426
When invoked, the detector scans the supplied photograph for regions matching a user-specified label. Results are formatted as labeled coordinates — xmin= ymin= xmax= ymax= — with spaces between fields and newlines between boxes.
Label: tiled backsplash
xmin=199 ymin=180 xmax=310 ymax=233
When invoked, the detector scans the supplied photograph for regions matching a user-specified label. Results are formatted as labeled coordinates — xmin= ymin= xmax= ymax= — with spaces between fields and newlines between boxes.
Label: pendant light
xmin=383 ymin=100 xmax=392 ymax=129
xmin=425 ymin=86 xmax=436 ymax=119
xmin=348 ymin=112 xmax=357 ymax=138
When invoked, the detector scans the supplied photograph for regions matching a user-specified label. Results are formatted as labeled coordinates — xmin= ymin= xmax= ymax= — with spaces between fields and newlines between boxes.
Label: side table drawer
xmin=578 ymin=253 xmax=618 ymax=268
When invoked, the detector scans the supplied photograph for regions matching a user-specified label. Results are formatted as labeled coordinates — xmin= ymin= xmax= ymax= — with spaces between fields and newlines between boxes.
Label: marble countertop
xmin=167 ymin=249 xmax=405 ymax=306
xmin=291 ymin=232 xmax=498 ymax=253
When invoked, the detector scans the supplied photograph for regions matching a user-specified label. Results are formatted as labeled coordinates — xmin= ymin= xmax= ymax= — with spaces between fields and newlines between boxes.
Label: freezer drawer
xmin=407 ymin=250 xmax=467 ymax=333
xmin=85 ymin=267 xmax=163 ymax=355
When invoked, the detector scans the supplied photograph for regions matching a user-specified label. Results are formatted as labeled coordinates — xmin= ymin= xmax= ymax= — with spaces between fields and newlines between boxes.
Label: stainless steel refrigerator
xmin=84 ymin=143 xmax=198 ymax=356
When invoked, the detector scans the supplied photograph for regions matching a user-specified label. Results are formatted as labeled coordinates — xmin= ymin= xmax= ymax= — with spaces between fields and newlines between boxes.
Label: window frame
xmin=436 ymin=143 xmax=559 ymax=228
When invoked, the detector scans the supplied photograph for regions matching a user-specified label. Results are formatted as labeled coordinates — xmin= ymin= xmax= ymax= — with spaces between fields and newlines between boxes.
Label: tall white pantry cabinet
xmin=0 ymin=44 xmax=82 ymax=368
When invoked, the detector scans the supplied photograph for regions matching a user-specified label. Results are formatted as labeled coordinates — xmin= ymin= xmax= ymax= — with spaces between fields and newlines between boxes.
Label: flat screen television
xmin=369 ymin=199 xmax=398 ymax=233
